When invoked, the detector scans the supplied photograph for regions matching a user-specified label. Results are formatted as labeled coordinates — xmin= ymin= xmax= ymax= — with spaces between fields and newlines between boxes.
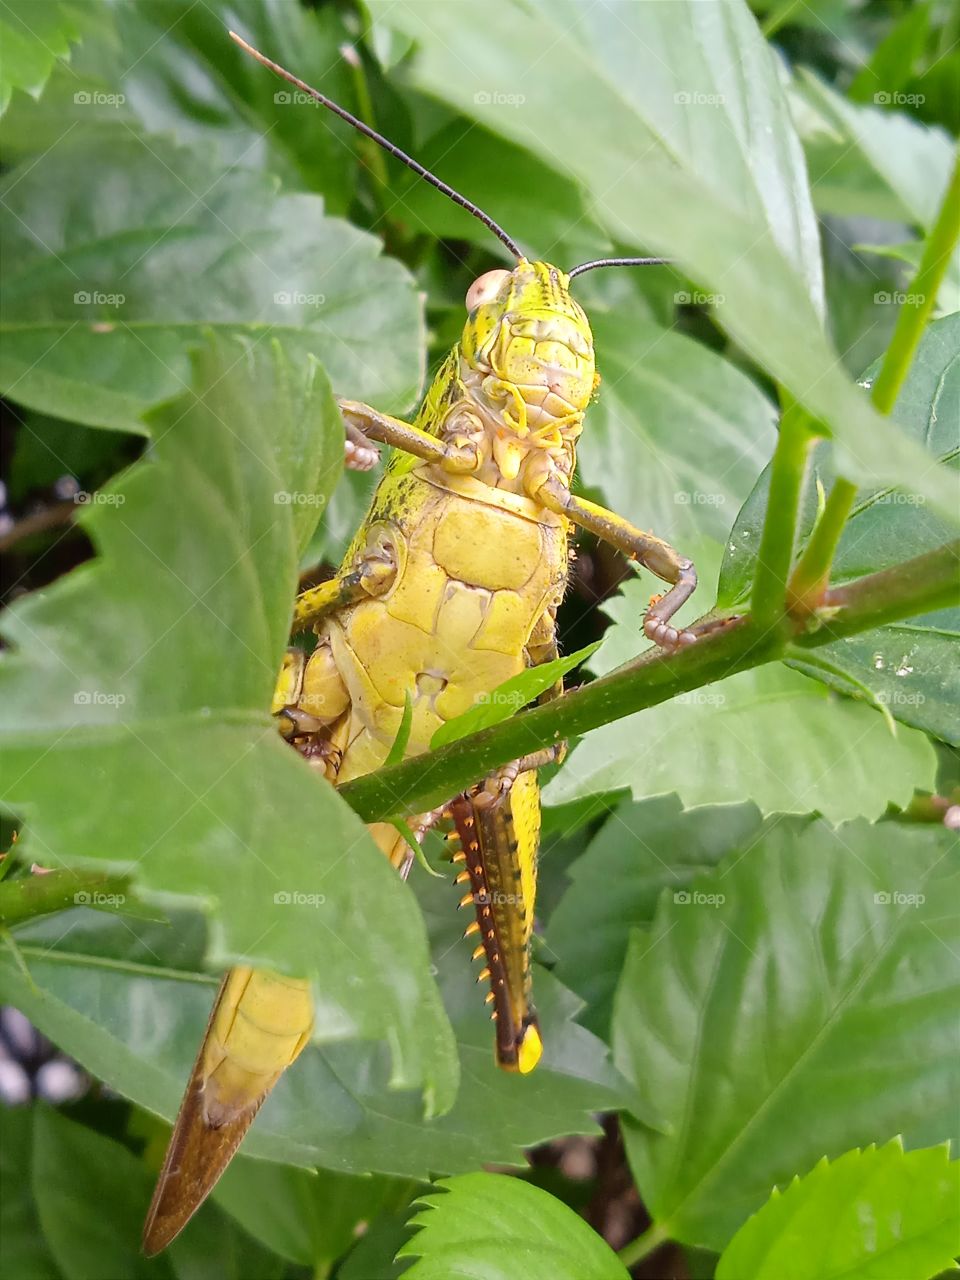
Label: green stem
xmin=790 ymin=539 xmax=960 ymax=645
xmin=787 ymin=476 xmax=857 ymax=610
xmin=341 ymin=617 xmax=769 ymax=822
xmin=750 ymin=398 xmax=815 ymax=628
xmin=339 ymin=539 xmax=959 ymax=823
xmin=617 ymin=1221 xmax=670 ymax=1268
xmin=789 ymin=144 xmax=960 ymax=607
xmin=0 ymin=867 xmax=131 ymax=927
xmin=6 ymin=544 xmax=956 ymax=930
xmin=869 ymin=147 xmax=960 ymax=415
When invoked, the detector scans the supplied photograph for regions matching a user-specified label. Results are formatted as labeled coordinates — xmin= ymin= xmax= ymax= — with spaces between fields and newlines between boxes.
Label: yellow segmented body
xmin=144 ymin=261 xmax=596 ymax=1252
xmin=325 ymin=470 xmax=567 ymax=780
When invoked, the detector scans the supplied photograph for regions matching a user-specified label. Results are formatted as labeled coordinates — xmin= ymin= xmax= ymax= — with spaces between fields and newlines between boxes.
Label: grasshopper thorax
xmin=460 ymin=260 xmax=596 ymax=454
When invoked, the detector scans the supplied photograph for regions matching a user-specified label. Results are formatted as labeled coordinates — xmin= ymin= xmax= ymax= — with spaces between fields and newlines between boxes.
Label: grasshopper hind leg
xmin=450 ymin=769 xmax=545 ymax=1075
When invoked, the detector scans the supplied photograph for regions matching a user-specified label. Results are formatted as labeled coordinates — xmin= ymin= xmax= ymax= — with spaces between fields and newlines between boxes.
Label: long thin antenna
xmin=229 ymin=31 xmax=523 ymax=261
xmin=568 ymin=256 xmax=670 ymax=278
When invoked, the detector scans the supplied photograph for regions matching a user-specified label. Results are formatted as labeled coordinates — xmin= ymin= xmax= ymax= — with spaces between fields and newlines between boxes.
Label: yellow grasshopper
xmin=143 ymin=34 xmax=703 ymax=1254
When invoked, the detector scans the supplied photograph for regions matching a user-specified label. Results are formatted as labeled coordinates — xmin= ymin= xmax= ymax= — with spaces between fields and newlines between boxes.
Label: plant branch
xmin=0 ymin=867 xmax=131 ymax=927
xmin=339 ymin=541 xmax=959 ymax=823
xmin=790 ymin=540 xmax=960 ymax=645
xmin=789 ymin=144 xmax=960 ymax=608
xmin=617 ymin=1221 xmax=670 ymax=1268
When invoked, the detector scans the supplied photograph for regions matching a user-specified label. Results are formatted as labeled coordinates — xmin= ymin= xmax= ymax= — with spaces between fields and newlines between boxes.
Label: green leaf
xmin=544 ymin=589 xmax=936 ymax=820
xmin=31 ymin=1105 xmax=169 ymax=1280
xmin=0 ymin=336 xmax=457 ymax=1112
xmin=612 ymin=818 xmax=960 ymax=1250
xmin=386 ymin=691 xmax=415 ymax=768
xmin=854 ymin=237 xmax=960 ymax=317
xmin=20 ymin=1104 xmax=282 ymax=1280
xmin=0 ymin=891 xmax=624 ymax=1178
xmin=430 ymin=642 xmax=600 ymax=750
xmin=383 ymin=0 xmax=958 ymax=519
xmin=821 ymin=217 xmax=907 ymax=377
xmin=577 ymin=307 xmax=777 ymax=542
xmin=847 ymin=4 xmax=932 ymax=106
xmin=398 ymin=1172 xmax=629 ymax=1279
xmin=716 ymin=1141 xmax=960 ymax=1280
xmin=0 ymin=131 xmax=424 ymax=432
xmin=793 ymin=69 xmax=955 ymax=228
xmin=6 ymin=410 xmax=133 ymax=501
xmin=165 ymin=1199 xmax=286 ymax=1280
xmin=720 ymin=312 xmax=960 ymax=745
xmin=113 ymin=0 xmax=360 ymax=211
xmin=0 ymin=0 xmax=360 ymax=212
xmin=338 ymin=1211 xmax=411 ymax=1280
xmin=547 ymin=796 xmax=763 ymax=1038
xmin=393 ymin=116 xmax=613 ymax=266
xmin=214 ymin=1158 xmax=414 ymax=1269
xmin=0 ymin=0 xmax=91 ymax=115
xmin=385 ymin=0 xmax=822 ymax=306
xmin=0 ymin=1107 xmax=62 ymax=1280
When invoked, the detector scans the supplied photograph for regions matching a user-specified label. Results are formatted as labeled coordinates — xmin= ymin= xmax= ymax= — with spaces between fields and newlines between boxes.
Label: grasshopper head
xmin=460 ymin=260 xmax=596 ymax=435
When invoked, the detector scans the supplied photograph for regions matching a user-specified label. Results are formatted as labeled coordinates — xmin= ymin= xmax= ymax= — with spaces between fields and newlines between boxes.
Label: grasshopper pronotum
xmin=143 ymin=32 xmax=706 ymax=1253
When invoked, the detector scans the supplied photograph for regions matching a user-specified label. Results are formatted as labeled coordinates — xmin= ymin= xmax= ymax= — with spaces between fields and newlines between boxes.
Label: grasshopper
xmin=143 ymin=34 xmax=704 ymax=1254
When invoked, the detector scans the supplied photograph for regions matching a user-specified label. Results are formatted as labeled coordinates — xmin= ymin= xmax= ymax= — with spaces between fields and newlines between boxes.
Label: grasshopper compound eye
xmin=466 ymin=269 xmax=510 ymax=311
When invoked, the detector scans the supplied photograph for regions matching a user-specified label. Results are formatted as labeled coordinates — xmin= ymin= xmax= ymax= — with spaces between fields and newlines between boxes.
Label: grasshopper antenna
xmin=568 ymin=256 xmax=671 ymax=277
xmin=229 ymin=31 xmax=524 ymax=261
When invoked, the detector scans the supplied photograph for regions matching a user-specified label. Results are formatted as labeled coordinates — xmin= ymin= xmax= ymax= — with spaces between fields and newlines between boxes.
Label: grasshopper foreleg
xmin=532 ymin=475 xmax=704 ymax=650
xmin=343 ymin=419 xmax=380 ymax=471
xmin=292 ymin=522 xmax=400 ymax=632
xmin=291 ymin=570 xmax=370 ymax=633
xmin=338 ymin=399 xmax=480 ymax=473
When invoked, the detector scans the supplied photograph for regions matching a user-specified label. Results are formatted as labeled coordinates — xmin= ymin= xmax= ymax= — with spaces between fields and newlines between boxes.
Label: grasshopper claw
xmin=344 ymin=434 xmax=380 ymax=471
xmin=643 ymin=616 xmax=698 ymax=651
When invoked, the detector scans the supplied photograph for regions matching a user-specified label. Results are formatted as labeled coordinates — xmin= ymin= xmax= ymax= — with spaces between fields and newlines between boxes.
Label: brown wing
xmin=141 ymin=975 xmax=262 ymax=1255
